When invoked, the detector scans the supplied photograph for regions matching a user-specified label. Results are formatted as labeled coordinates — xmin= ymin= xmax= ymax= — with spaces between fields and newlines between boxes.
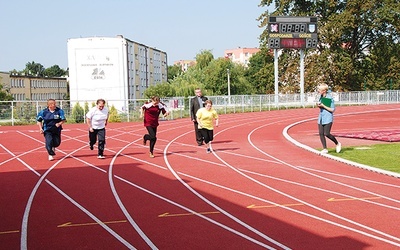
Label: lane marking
xmin=247 ymin=203 xmax=304 ymax=209
xmin=328 ymin=197 xmax=382 ymax=202
xmin=158 ymin=211 xmax=220 ymax=217
xmin=58 ymin=220 xmax=127 ymax=228
xmin=0 ymin=230 xmax=19 ymax=235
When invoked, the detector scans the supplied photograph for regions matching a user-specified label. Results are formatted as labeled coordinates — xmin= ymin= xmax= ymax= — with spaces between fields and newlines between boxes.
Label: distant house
xmin=224 ymin=47 xmax=260 ymax=67
xmin=174 ymin=60 xmax=197 ymax=72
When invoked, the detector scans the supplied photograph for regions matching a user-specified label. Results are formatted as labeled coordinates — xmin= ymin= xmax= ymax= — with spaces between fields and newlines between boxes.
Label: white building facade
xmin=67 ymin=36 xmax=167 ymax=112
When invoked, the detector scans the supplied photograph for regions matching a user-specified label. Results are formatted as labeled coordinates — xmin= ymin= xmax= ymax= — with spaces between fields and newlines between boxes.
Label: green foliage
xmin=245 ymin=50 xmax=275 ymax=94
xmin=15 ymin=101 xmax=36 ymax=124
xmin=195 ymin=50 xmax=214 ymax=70
xmin=0 ymin=82 xmax=13 ymax=101
xmin=167 ymin=65 xmax=183 ymax=82
xmin=43 ymin=65 xmax=67 ymax=77
xmin=144 ymin=82 xmax=176 ymax=98
xmin=258 ymin=0 xmax=400 ymax=91
xmin=108 ymin=105 xmax=121 ymax=122
xmin=71 ymin=102 xmax=84 ymax=123
xmin=23 ymin=61 xmax=45 ymax=76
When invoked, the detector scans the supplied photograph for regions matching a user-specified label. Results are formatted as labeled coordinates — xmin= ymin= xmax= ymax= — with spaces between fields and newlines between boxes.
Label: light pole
xmin=227 ymin=69 xmax=231 ymax=105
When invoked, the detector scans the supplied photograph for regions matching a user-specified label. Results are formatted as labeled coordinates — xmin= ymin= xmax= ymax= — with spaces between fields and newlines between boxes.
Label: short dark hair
xmin=96 ymin=99 xmax=106 ymax=105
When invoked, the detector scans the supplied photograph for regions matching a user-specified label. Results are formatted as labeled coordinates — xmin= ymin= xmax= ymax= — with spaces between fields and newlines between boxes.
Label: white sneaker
xmin=336 ymin=142 xmax=342 ymax=153
xmin=321 ymin=149 xmax=329 ymax=154
xmin=48 ymin=155 xmax=54 ymax=161
xmin=97 ymin=155 xmax=105 ymax=159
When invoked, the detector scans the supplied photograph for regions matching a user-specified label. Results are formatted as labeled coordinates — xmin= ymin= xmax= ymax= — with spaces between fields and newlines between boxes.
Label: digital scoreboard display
xmin=268 ymin=16 xmax=318 ymax=49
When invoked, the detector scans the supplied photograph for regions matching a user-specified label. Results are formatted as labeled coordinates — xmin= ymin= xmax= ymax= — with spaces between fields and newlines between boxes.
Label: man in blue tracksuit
xmin=36 ymin=99 xmax=66 ymax=161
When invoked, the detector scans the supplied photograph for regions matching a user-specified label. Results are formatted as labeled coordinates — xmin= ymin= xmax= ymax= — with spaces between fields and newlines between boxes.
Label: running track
xmin=0 ymin=104 xmax=399 ymax=249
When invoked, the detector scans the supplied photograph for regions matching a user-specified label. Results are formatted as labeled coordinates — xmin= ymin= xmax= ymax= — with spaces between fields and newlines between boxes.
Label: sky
xmin=0 ymin=0 xmax=274 ymax=72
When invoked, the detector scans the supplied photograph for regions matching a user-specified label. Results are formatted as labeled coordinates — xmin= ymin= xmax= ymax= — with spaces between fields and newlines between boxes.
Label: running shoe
xmin=336 ymin=142 xmax=342 ymax=153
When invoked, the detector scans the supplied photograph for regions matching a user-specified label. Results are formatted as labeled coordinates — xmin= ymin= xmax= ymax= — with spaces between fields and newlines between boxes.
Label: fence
xmin=1 ymin=90 xmax=400 ymax=126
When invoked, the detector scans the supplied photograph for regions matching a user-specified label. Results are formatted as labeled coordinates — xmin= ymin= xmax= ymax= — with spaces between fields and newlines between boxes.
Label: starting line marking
xmin=0 ymin=230 xmax=19 ymax=235
xmin=57 ymin=220 xmax=127 ymax=228
xmin=159 ymin=197 xmax=382 ymax=217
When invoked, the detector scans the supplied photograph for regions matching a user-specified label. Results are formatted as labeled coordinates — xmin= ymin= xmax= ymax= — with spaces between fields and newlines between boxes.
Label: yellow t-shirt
xmin=196 ymin=108 xmax=218 ymax=130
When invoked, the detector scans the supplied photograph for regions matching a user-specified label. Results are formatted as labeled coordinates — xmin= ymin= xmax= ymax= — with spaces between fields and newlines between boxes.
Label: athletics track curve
xmin=0 ymin=104 xmax=399 ymax=249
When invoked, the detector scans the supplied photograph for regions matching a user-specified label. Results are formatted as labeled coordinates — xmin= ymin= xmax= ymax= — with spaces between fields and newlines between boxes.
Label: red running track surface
xmin=0 ymin=104 xmax=399 ymax=249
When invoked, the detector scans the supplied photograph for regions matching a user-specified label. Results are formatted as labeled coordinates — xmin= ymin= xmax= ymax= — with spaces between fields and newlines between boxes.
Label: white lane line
xmin=282 ymin=108 xmax=400 ymax=178
xmin=163 ymin=130 xmax=291 ymax=250
xmin=113 ymin=174 xmax=278 ymax=250
xmin=44 ymin=179 xmax=136 ymax=249
xmin=239 ymin=168 xmax=400 ymax=211
xmin=240 ymin=121 xmax=400 ymax=244
xmin=108 ymin=140 xmax=158 ymax=250
xmin=0 ymin=144 xmax=41 ymax=176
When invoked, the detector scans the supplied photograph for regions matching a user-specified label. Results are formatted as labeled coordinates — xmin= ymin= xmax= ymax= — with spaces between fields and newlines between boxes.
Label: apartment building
xmin=67 ymin=36 xmax=168 ymax=112
xmin=0 ymin=71 xmax=68 ymax=101
xmin=224 ymin=47 xmax=260 ymax=67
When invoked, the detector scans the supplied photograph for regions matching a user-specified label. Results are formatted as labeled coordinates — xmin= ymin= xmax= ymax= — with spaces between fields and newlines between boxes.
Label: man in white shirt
xmin=86 ymin=99 xmax=109 ymax=159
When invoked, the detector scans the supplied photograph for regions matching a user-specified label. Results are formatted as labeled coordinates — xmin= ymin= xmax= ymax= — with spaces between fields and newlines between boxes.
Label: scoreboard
xmin=268 ymin=16 xmax=318 ymax=49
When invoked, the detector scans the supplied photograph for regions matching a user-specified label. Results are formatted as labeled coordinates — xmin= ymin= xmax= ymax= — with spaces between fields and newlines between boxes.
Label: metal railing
xmin=1 ymin=90 xmax=399 ymax=126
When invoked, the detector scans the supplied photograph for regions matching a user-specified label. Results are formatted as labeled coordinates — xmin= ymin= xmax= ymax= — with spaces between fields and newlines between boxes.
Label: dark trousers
xmin=199 ymin=129 xmax=214 ymax=144
xmin=89 ymin=128 xmax=106 ymax=156
xmin=44 ymin=130 xmax=61 ymax=156
xmin=144 ymin=126 xmax=157 ymax=153
xmin=318 ymin=123 xmax=338 ymax=148
xmin=193 ymin=122 xmax=203 ymax=145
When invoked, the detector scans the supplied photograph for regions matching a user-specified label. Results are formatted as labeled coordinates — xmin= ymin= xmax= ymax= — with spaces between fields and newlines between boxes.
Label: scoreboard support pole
xmin=300 ymin=49 xmax=305 ymax=107
xmin=274 ymin=49 xmax=279 ymax=106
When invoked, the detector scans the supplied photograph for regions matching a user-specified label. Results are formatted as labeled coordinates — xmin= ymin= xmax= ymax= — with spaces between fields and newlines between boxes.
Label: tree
xmin=0 ymin=81 xmax=13 ymax=101
xmin=143 ymin=82 xmax=176 ymax=98
xmin=167 ymin=64 xmax=183 ymax=82
xmin=23 ymin=61 xmax=45 ymax=76
xmin=245 ymin=49 xmax=275 ymax=94
xmin=43 ymin=65 xmax=67 ymax=77
xmin=195 ymin=50 xmax=214 ymax=70
xmin=258 ymin=0 xmax=400 ymax=91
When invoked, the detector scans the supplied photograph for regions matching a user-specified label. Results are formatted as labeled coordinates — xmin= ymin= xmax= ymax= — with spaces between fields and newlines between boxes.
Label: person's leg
xmin=97 ymin=128 xmax=106 ymax=156
xmin=194 ymin=122 xmax=203 ymax=145
xmin=323 ymin=123 xmax=338 ymax=145
xmin=89 ymin=129 xmax=97 ymax=150
xmin=145 ymin=126 xmax=157 ymax=156
xmin=44 ymin=131 xmax=55 ymax=160
xmin=206 ymin=129 xmax=214 ymax=153
xmin=200 ymin=129 xmax=211 ymax=153
xmin=318 ymin=123 xmax=327 ymax=149
xmin=52 ymin=130 xmax=62 ymax=148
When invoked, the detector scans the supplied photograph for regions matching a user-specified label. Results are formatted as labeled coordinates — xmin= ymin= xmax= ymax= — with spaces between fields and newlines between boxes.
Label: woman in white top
xmin=86 ymin=99 xmax=109 ymax=159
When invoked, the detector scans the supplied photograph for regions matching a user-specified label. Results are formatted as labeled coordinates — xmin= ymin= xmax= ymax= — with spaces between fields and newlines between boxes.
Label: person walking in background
xmin=140 ymin=96 xmax=169 ymax=158
xmin=317 ymin=83 xmax=341 ymax=154
xmin=196 ymin=100 xmax=219 ymax=153
xmin=190 ymin=88 xmax=208 ymax=146
xmin=86 ymin=99 xmax=109 ymax=159
xmin=36 ymin=98 xmax=66 ymax=161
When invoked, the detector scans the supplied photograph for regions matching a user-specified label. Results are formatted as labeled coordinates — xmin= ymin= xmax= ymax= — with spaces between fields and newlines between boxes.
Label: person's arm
xmin=55 ymin=109 xmax=66 ymax=127
xmin=86 ymin=117 xmax=93 ymax=132
xmin=37 ymin=121 xmax=44 ymax=134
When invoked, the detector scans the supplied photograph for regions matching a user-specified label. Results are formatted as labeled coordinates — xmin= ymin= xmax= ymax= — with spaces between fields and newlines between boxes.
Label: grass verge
xmin=330 ymin=143 xmax=400 ymax=174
